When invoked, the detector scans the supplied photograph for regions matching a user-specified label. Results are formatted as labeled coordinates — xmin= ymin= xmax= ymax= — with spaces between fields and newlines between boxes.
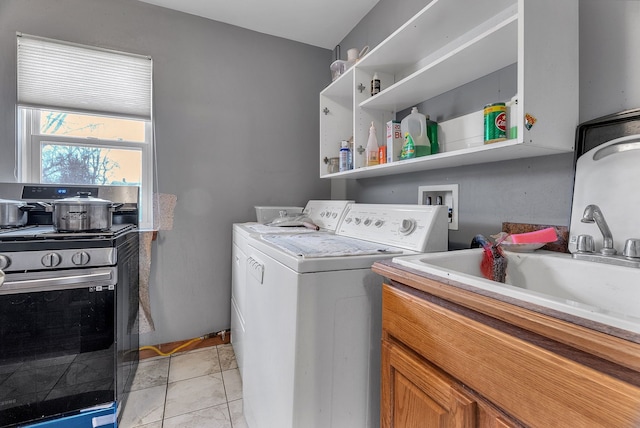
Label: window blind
xmin=17 ymin=34 xmax=152 ymax=120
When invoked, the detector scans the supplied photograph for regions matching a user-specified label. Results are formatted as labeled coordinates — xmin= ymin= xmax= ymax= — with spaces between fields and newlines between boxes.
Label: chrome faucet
xmin=581 ymin=204 xmax=616 ymax=255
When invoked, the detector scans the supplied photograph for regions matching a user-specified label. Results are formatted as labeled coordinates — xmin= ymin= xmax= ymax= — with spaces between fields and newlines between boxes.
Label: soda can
xmin=484 ymin=102 xmax=507 ymax=144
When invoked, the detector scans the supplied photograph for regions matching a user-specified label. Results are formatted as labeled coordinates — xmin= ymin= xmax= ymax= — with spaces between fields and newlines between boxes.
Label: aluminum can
xmin=484 ymin=102 xmax=507 ymax=144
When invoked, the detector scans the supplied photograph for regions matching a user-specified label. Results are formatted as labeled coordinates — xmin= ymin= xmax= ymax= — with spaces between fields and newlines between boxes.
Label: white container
xmin=400 ymin=107 xmax=429 ymax=155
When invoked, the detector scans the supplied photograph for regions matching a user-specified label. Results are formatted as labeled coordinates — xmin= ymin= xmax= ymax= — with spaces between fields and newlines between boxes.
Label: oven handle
xmin=1 ymin=270 xmax=115 ymax=293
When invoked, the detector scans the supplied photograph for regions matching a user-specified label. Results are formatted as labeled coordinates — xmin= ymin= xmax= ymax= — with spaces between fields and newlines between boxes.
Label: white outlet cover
xmin=418 ymin=184 xmax=459 ymax=230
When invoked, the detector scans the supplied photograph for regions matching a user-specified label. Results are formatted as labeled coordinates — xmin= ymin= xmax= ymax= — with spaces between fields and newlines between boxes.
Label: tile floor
xmin=121 ymin=344 xmax=247 ymax=428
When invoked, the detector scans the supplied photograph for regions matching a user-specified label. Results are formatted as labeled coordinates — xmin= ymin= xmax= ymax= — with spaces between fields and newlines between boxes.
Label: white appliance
xmin=243 ymin=204 xmax=449 ymax=428
xmin=231 ymin=200 xmax=352 ymax=377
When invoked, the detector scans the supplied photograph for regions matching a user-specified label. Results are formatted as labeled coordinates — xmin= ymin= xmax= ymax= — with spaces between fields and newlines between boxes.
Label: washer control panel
xmin=302 ymin=200 xmax=353 ymax=231
xmin=336 ymin=204 xmax=449 ymax=252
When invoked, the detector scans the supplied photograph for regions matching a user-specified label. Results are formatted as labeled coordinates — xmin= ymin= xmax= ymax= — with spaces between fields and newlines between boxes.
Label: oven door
xmin=0 ymin=267 xmax=117 ymax=427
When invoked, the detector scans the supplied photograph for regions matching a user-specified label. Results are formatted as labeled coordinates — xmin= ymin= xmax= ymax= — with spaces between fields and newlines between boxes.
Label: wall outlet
xmin=418 ymin=184 xmax=459 ymax=230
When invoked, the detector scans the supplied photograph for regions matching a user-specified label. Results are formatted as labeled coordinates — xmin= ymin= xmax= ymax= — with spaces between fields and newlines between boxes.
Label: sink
xmin=392 ymin=249 xmax=640 ymax=334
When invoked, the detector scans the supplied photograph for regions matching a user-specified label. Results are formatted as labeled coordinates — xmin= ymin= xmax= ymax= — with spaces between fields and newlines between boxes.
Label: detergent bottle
xmin=400 ymin=107 xmax=430 ymax=156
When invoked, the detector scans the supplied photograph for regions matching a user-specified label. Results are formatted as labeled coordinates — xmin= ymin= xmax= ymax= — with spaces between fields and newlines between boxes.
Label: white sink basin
xmin=393 ymin=249 xmax=640 ymax=334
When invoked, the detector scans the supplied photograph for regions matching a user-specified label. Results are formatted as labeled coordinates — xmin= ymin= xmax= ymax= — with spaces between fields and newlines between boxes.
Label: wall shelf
xmin=319 ymin=0 xmax=578 ymax=179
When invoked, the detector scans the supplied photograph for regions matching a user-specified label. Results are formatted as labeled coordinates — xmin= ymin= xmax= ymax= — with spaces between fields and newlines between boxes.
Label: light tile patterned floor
xmin=121 ymin=344 xmax=246 ymax=428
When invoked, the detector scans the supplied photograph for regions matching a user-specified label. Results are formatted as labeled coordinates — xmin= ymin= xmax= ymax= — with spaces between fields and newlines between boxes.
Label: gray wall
xmin=1 ymin=0 xmax=638 ymax=346
xmin=0 ymin=0 xmax=332 ymax=346
xmin=337 ymin=0 xmax=640 ymax=249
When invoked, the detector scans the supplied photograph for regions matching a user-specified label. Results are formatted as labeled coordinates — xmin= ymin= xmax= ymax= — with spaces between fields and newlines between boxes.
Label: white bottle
xmin=366 ymin=122 xmax=379 ymax=167
xmin=339 ymin=140 xmax=350 ymax=172
xmin=400 ymin=107 xmax=429 ymax=156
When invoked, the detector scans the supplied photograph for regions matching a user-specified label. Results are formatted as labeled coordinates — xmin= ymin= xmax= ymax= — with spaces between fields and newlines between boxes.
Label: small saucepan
xmin=0 ymin=199 xmax=35 ymax=228
xmin=42 ymin=192 xmax=123 ymax=232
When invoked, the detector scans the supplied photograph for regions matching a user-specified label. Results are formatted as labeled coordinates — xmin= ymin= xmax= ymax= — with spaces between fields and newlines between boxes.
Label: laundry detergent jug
xmin=401 ymin=107 xmax=430 ymax=157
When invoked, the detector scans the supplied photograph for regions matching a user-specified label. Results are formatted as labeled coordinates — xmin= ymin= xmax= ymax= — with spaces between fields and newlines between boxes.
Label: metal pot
xmin=45 ymin=192 xmax=123 ymax=232
xmin=0 ymin=199 xmax=34 ymax=228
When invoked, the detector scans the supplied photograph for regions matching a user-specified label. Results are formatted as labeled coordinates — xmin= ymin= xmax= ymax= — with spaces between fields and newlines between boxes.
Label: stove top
xmin=0 ymin=223 xmax=136 ymax=241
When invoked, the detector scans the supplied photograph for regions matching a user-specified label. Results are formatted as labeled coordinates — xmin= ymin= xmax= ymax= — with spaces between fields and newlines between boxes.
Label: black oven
xmin=0 ymin=183 xmax=139 ymax=428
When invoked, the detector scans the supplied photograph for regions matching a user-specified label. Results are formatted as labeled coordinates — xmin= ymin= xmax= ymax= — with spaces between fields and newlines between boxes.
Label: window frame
xmin=18 ymin=107 xmax=154 ymax=229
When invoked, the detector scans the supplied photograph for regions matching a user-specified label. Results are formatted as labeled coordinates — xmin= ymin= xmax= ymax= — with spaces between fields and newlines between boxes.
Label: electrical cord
xmin=139 ymin=330 xmax=228 ymax=357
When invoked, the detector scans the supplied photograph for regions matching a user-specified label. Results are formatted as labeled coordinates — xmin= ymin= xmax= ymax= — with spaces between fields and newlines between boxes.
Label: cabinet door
xmin=381 ymin=340 xmax=477 ymax=428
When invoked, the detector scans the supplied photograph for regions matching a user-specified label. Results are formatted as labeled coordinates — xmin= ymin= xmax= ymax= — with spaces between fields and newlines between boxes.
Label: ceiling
xmin=136 ymin=0 xmax=380 ymax=50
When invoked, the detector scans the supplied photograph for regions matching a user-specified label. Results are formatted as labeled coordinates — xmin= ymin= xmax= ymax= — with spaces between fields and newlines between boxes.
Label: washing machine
xmin=242 ymin=204 xmax=449 ymax=428
xmin=231 ymin=200 xmax=352 ymax=377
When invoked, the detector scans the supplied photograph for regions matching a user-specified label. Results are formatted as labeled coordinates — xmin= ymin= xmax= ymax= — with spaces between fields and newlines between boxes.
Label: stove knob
xmin=354 ymin=217 xmax=361 ymax=225
xmin=72 ymin=251 xmax=91 ymax=266
xmin=0 ymin=254 xmax=10 ymax=270
xmin=375 ymin=220 xmax=384 ymax=228
xmin=399 ymin=219 xmax=417 ymax=235
xmin=364 ymin=218 xmax=372 ymax=226
xmin=41 ymin=252 xmax=62 ymax=268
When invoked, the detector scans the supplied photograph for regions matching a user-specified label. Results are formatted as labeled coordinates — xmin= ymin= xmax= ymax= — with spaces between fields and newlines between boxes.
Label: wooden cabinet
xmin=381 ymin=340 xmax=477 ymax=427
xmin=382 ymin=333 xmax=522 ymax=428
xmin=320 ymin=0 xmax=578 ymax=179
xmin=378 ymin=277 xmax=640 ymax=428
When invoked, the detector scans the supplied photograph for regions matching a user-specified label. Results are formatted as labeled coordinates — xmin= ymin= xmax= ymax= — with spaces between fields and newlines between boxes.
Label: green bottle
xmin=426 ymin=115 xmax=439 ymax=154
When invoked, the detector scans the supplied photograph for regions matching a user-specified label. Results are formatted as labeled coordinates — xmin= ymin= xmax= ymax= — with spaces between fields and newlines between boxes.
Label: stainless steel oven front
xmin=0 ymin=264 xmax=118 ymax=426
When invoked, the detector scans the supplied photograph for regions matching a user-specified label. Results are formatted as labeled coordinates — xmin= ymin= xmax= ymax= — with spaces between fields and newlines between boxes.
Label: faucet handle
xmin=623 ymin=238 xmax=640 ymax=258
xmin=576 ymin=234 xmax=595 ymax=253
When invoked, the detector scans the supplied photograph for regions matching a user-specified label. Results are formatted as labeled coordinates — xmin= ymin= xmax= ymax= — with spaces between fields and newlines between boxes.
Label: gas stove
xmin=0 ymin=183 xmax=139 ymax=260
xmin=0 ymin=183 xmax=141 ymax=427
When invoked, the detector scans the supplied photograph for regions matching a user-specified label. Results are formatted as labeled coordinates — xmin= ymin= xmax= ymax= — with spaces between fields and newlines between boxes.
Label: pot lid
xmin=54 ymin=192 xmax=113 ymax=205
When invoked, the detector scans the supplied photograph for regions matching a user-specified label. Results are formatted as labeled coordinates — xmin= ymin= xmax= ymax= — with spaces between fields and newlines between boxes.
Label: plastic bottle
xmin=339 ymin=140 xmax=351 ymax=172
xmin=371 ymin=72 xmax=380 ymax=96
xmin=401 ymin=107 xmax=429 ymax=156
xmin=425 ymin=115 xmax=439 ymax=154
xmin=365 ymin=122 xmax=379 ymax=167
xmin=400 ymin=133 xmax=416 ymax=160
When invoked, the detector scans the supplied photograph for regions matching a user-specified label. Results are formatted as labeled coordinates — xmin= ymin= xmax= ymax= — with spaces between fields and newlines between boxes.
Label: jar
xmin=327 ymin=157 xmax=340 ymax=173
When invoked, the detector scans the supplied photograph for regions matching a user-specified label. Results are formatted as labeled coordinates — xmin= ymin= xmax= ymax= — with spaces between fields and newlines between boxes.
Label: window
xmin=17 ymin=34 xmax=154 ymax=228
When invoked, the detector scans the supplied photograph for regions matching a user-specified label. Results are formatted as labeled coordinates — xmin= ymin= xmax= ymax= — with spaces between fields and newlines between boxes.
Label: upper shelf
xmin=360 ymin=13 xmax=517 ymax=112
xmin=357 ymin=0 xmax=517 ymax=73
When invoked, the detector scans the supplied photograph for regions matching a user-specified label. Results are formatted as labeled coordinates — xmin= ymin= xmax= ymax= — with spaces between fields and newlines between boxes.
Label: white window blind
xmin=17 ymin=33 xmax=152 ymax=120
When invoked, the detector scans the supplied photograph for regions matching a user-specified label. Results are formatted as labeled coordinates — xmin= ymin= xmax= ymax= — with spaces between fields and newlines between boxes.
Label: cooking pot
xmin=0 ymin=199 xmax=34 ymax=228
xmin=44 ymin=192 xmax=123 ymax=232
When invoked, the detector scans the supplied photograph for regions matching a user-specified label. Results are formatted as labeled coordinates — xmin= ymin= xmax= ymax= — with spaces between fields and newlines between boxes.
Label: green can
xmin=484 ymin=102 xmax=507 ymax=144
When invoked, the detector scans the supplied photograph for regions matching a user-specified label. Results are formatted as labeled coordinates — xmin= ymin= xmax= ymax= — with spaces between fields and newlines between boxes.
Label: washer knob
xmin=364 ymin=218 xmax=372 ymax=226
xmin=72 ymin=251 xmax=91 ymax=266
xmin=0 ymin=254 xmax=11 ymax=270
xmin=41 ymin=252 xmax=62 ymax=268
xmin=399 ymin=219 xmax=417 ymax=235
xmin=374 ymin=220 xmax=384 ymax=227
